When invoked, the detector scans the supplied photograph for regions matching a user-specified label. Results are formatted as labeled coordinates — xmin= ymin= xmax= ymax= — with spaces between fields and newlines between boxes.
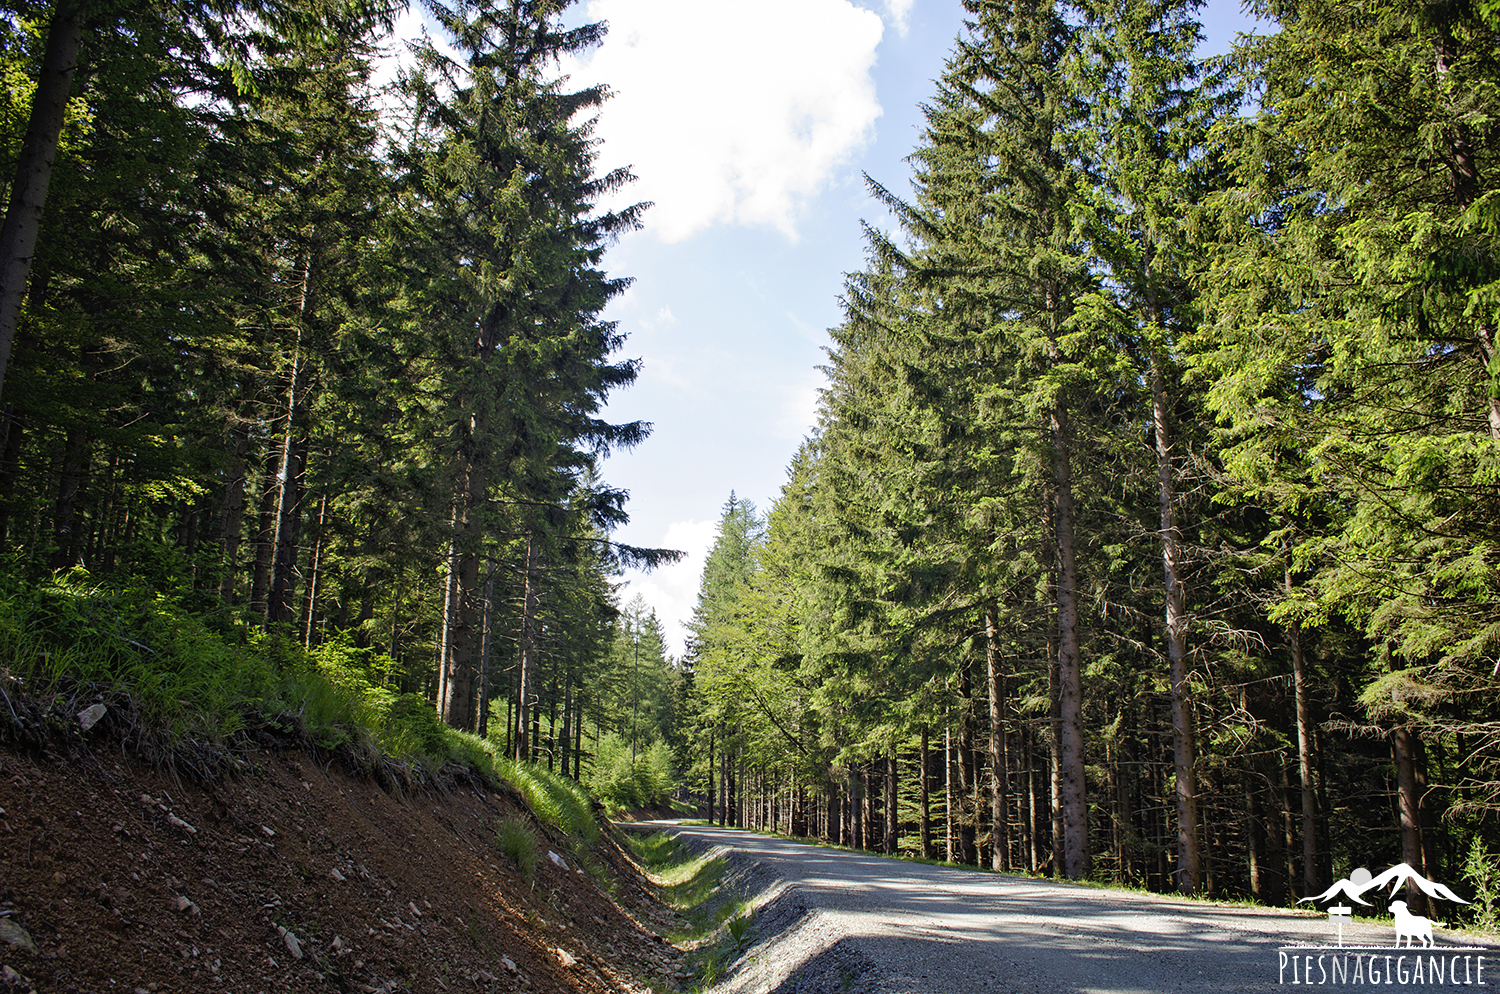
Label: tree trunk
xmin=48 ymin=425 xmax=88 ymax=569
xmin=0 ymin=2 xmax=82 ymax=407
xmin=476 ymin=557 xmax=497 ymax=738
xmin=885 ymin=747 xmax=898 ymax=856
xmin=852 ymin=763 xmax=865 ymax=851
xmin=437 ymin=524 xmax=459 ymax=723
xmin=985 ymin=604 xmax=1010 ymax=872
xmin=920 ymin=725 xmax=932 ymax=859
xmin=249 ymin=446 xmax=280 ymax=618
xmin=1151 ymin=352 xmax=1200 ymax=895
xmin=945 ymin=721 xmax=954 ymax=862
xmin=513 ymin=534 xmax=539 ymax=757
xmin=267 ymin=318 xmax=308 ymax=627
xmin=559 ymin=669 xmax=572 ymax=773
xmin=956 ymin=668 xmax=978 ymax=866
xmin=216 ymin=416 xmax=249 ymax=603
xmin=1288 ymin=622 xmax=1319 ymax=896
xmin=1278 ymin=758 xmax=1298 ymax=898
xmin=1052 ymin=396 xmax=1088 ymax=880
xmin=300 ymin=489 xmax=328 ymax=646
xmin=0 ymin=405 xmax=24 ymax=544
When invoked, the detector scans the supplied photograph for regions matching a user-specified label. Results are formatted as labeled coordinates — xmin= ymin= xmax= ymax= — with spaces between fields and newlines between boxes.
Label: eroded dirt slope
xmin=0 ymin=742 xmax=686 ymax=994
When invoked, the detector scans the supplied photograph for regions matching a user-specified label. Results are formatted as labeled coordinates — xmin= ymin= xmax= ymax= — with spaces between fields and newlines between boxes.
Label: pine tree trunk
xmin=513 ymin=534 xmax=538 ymax=757
xmin=0 ymin=405 xmax=24 ymax=544
xmin=957 ymin=662 xmax=978 ymax=865
xmin=49 ymin=425 xmax=88 ymax=569
xmin=1288 ymin=622 xmax=1319 ymax=896
xmin=216 ymin=417 xmax=249 ymax=603
xmin=300 ymin=489 xmax=328 ymax=647
xmin=1023 ymin=724 xmax=1037 ymax=873
xmin=1152 ymin=352 xmax=1200 ymax=894
xmin=985 ymin=604 xmax=1010 ymax=872
xmin=885 ymin=747 xmax=898 ymax=855
xmin=559 ymin=670 xmax=572 ymax=775
xmin=437 ymin=524 xmax=459 ymax=723
xmin=267 ymin=317 xmax=308 ymax=627
xmin=858 ymin=761 xmax=870 ymax=845
xmin=249 ymin=446 xmax=280 ymax=618
xmin=945 ymin=722 xmax=954 ymax=862
xmin=920 ymin=725 xmax=932 ymax=859
xmin=1244 ymin=760 xmax=1269 ymax=903
xmin=0 ymin=2 xmax=82 ymax=407
xmin=1279 ymin=758 xmax=1298 ymax=898
xmin=1051 ymin=396 xmax=1089 ymax=880
xmin=476 ymin=557 xmax=497 ymax=738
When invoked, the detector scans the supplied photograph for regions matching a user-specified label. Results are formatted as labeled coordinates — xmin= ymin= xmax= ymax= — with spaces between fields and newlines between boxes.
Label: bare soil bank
xmin=0 ymin=741 xmax=688 ymax=993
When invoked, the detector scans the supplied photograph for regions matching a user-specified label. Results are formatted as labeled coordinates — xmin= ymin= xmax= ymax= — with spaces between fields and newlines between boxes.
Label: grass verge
xmin=626 ymin=830 xmax=754 ymax=990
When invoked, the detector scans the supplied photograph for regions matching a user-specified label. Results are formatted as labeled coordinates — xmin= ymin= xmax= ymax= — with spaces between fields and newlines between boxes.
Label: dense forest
xmin=0 ymin=0 xmax=686 ymax=790
xmin=3 ymin=0 xmax=1500 ymax=918
xmin=678 ymin=0 xmax=1500 ymax=916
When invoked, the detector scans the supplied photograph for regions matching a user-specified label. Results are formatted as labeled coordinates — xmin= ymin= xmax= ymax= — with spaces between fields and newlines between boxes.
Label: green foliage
xmin=585 ymin=732 xmax=675 ymax=811
xmin=383 ymin=693 xmax=449 ymax=759
xmin=496 ymin=815 xmax=540 ymax=882
xmin=1462 ymin=839 xmax=1500 ymax=933
xmin=0 ymin=570 xmax=376 ymax=757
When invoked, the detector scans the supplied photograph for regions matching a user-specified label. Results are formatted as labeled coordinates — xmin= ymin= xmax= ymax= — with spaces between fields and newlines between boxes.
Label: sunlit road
xmin=636 ymin=822 xmax=1492 ymax=994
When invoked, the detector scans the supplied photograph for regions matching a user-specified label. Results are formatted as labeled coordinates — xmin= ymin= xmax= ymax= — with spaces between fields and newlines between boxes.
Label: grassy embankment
xmin=0 ymin=568 xmax=599 ymax=849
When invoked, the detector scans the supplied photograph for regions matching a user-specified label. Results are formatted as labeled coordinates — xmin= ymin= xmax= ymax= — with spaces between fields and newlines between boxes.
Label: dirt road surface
xmin=641 ymin=822 xmax=1495 ymax=994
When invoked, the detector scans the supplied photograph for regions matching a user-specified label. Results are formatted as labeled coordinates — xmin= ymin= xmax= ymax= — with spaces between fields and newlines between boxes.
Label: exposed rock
xmin=0 ymin=917 xmax=38 ymax=955
xmin=329 ymin=868 xmax=346 ymax=882
xmin=76 ymin=703 xmax=107 ymax=732
xmin=501 ymin=956 xmax=518 ymax=973
xmin=166 ymin=814 xmax=197 ymax=834
xmin=172 ymin=895 xmax=199 ymax=916
xmin=555 ymin=947 xmax=576 ymax=968
xmin=547 ymin=850 xmax=569 ymax=870
xmin=277 ymin=925 xmax=303 ymax=960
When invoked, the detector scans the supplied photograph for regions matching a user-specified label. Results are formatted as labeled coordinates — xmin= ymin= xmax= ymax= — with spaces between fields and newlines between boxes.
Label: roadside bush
xmin=586 ymin=733 xmax=675 ymax=810
xmin=1463 ymin=838 xmax=1500 ymax=932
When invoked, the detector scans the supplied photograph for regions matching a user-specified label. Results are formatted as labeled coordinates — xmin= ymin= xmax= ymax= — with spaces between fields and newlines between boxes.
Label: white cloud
xmin=883 ymin=0 xmax=913 ymax=37
xmin=621 ymin=518 xmax=718 ymax=657
xmin=642 ymin=305 xmax=677 ymax=329
xmin=565 ymin=0 xmax=885 ymax=242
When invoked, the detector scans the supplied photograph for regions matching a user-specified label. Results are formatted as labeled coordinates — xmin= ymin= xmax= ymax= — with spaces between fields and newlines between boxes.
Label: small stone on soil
xmin=0 ymin=918 xmax=39 ymax=954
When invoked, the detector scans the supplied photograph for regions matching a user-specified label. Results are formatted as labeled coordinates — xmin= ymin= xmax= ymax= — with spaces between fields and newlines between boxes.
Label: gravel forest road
xmin=639 ymin=821 xmax=1492 ymax=994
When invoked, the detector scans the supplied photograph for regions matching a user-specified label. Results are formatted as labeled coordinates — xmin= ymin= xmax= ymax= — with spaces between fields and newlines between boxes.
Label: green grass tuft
xmin=497 ymin=815 xmax=540 ymax=881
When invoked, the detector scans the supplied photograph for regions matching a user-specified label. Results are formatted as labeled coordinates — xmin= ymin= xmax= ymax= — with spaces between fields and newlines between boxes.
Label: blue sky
xmin=548 ymin=0 xmax=1267 ymax=655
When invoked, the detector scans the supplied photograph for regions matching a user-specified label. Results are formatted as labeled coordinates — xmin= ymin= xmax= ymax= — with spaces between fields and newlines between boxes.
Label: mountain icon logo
xmin=1298 ymin=863 xmax=1469 ymax=948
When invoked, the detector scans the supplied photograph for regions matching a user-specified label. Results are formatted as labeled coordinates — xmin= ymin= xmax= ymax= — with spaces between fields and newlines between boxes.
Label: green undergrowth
xmin=0 ymin=568 xmax=597 ymax=843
